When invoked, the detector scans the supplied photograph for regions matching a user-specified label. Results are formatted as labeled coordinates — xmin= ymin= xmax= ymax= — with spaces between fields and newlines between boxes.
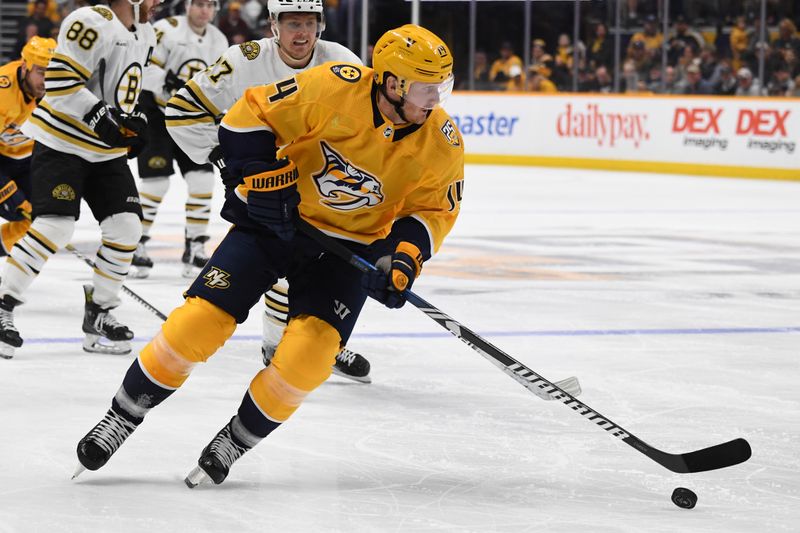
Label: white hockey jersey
xmin=144 ymin=15 xmax=228 ymax=110
xmin=165 ymin=38 xmax=361 ymax=164
xmin=25 ymin=5 xmax=156 ymax=162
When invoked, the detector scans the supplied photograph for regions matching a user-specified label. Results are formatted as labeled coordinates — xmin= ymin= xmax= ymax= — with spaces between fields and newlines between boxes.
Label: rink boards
xmin=445 ymin=92 xmax=800 ymax=181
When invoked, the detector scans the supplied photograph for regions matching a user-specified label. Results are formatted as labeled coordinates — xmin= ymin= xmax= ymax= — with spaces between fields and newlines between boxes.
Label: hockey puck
xmin=671 ymin=487 xmax=697 ymax=509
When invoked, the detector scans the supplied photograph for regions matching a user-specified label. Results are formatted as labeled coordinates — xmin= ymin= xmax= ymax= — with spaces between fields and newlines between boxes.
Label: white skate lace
xmin=88 ymin=410 xmax=137 ymax=456
xmin=190 ymin=240 xmax=208 ymax=262
xmin=209 ymin=426 xmax=248 ymax=469
xmin=95 ymin=310 xmax=124 ymax=333
xmin=336 ymin=348 xmax=357 ymax=366
xmin=0 ymin=308 xmax=19 ymax=333
xmin=134 ymin=242 xmax=149 ymax=260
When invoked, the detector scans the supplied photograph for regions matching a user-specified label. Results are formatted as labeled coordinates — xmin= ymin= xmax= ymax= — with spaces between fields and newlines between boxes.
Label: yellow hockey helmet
xmin=21 ymin=36 xmax=56 ymax=69
xmin=372 ymin=25 xmax=454 ymax=110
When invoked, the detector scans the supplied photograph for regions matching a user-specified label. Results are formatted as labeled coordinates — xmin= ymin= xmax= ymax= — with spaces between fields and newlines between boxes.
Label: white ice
xmin=1 ymin=164 xmax=798 ymax=532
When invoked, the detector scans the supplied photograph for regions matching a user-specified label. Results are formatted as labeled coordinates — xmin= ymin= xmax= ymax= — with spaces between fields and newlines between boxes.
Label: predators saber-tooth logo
xmin=312 ymin=141 xmax=383 ymax=211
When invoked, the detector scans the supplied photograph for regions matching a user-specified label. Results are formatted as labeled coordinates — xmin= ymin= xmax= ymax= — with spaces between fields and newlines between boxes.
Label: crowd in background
xmin=10 ymin=0 xmax=800 ymax=97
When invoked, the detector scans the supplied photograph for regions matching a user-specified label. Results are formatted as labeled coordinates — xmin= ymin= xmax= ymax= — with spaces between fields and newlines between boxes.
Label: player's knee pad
xmin=29 ymin=215 xmax=75 ymax=250
xmin=271 ymin=315 xmax=341 ymax=391
xmin=138 ymin=176 xmax=171 ymax=199
xmin=160 ymin=296 xmax=237 ymax=364
xmin=99 ymin=212 xmax=141 ymax=248
xmin=185 ymin=170 xmax=214 ymax=196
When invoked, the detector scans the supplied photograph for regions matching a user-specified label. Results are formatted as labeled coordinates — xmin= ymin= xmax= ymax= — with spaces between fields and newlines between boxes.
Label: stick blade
xmin=644 ymin=437 xmax=752 ymax=473
xmin=679 ymin=437 xmax=752 ymax=473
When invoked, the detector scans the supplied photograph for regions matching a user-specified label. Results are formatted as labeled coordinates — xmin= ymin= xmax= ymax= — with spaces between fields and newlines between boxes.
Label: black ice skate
xmin=332 ymin=348 xmax=372 ymax=383
xmin=130 ymin=235 xmax=153 ymax=279
xmin=0 ymin=294 xmax=23 ymax=359
xmin=82 ymin=284 xmax=134 ymax=355
xmin=74 ymin=407 xmax=139 ymax=478
xmin=184 ymin=417 xmax=251 ymax=488
xmin=182 ymin=235 xmax=210 ymax=278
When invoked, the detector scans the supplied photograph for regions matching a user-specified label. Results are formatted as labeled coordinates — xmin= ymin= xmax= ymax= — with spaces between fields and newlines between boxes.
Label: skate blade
xmin=0 ymin=343 xmax=17 ymax=359
xmin=72 ymin=464 xmax=86 ymax=480
xmin=184 ymin=465 xmax=212 ymax=489
xmin=331 ymin=366 xmax=372 ymax=384
xmin=83 ymin=335 xmax=132 ymax=355
xmin=181 ymin=263 xmax=202 ymax=279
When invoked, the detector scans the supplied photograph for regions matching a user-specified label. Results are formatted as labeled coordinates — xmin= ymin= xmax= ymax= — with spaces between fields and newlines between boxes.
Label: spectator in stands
xmin=630 ymin=14 xmax=663 ymax=55
xmin=587 ymin=23 xmax=612 ymax=70
xmin=25 ymin=0 xmax=60 ymax=25
xmin=652 ymin=66 xmax=681 ymax=94
xmin=465 ymin=50 xmax=493 ymax=90
xmin=729 ymin=15 xmax=750 ymax=71
xmin=218 ymin=1 xmax=252 ymax=44
xmin=668 ymin=15 xmax=705 ymax=65
xmin=626 ymin=39 xmax=652 ymax=80
xmin=592 ymin=65 xmax=614 ymax=93
xmin=713 ymin=63 xmax=738 ymax=95
xmin=698 ymin=44 xmax=721 ymax=86
xmin=773 ymin=19 xmax=800 ymax=57
xmin=783 ymin=48 xmax=799 ymax=78
xmin=735 ymin=67 xmax=763 ymax=96
xmin=645 ymin=63 xmax=662 ymax=92
xmin=531 ymin=38 xmax=547 ymax=65
xmin=680 ymin=63 xmax=713 ymax=94
xmin=490 ymin=41 xmax=524 ymax=91
xmin=793 ymin=75 xmax=800 ymax=96
xmin=20 ymin=0 xmax=56 ymax=40
xmin=555 ymin=33 xmax=574 ymax=68
xmin=526 ymin=63 xmax=557 ymax=92
xmin=621 ymin=58 xmax=640 ymax=92
xmin=767 ymin=62 xmax=795 ymax=96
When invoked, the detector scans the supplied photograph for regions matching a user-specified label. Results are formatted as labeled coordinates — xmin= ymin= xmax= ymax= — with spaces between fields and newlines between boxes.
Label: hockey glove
xmin=209 ymin=145 xmax=226 ymax=172
xmin=163 ymin=70 xmax=185 ymax=95
xmin=237 ymin=158 xmax=300 ymax=241
xmin=118 ymin=108 xmax=149 ymax=159
xmin=83 ymin=101 xmax=129 ymax=148
xmin=0 ymin=180 xmax=29 ymax=222
xmin=363 ymin=241 xmax=424 ymax=309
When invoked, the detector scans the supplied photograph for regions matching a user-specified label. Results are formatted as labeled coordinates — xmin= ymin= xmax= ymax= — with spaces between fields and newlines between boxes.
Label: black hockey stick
xmin=297 ymin=219 xmax=752 ymax=473
xmin=65 ymin=244 xmax=168 ymax=321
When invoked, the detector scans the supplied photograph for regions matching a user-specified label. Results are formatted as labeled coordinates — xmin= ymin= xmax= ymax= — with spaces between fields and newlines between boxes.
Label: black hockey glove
xmin=163 ymin=70 xmax=185 ymax=94
xmin=363 ymin=241 xmax=424 ymax=309
xmin=0 ymin=179 xmax=29 ymax=222
xmin=209 ymin=145 xmax=226 ymax=171
xmin=83 ymin=101 xmax=129 ymax=148
xmin=237 ymin=158 xmax=300 ymax=241
xmin=118 ymin=108 xmax=148 ymax=159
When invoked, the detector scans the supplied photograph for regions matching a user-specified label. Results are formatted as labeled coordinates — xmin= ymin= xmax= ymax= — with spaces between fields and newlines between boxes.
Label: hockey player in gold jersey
xmin=0 ymin=36 xmax=55 ymax=359
xmin=0 ymin=37 xmax=55 ymax=259
xmin=74 ymin=25 xmax=464 ymax=486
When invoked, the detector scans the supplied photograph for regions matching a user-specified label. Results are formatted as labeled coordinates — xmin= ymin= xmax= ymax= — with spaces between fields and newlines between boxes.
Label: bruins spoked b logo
xmin=52 ymin=184 xmax=76 ymax=201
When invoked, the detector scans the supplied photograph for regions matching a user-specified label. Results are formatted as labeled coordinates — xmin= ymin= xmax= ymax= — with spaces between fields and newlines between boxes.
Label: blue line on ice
xmin=24 ymin=325 xmax=800 ymax=345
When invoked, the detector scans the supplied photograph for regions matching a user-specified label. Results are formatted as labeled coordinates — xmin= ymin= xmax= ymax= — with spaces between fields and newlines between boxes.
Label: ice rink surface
xmin=1 ymin=164 xmax=798 ymax=532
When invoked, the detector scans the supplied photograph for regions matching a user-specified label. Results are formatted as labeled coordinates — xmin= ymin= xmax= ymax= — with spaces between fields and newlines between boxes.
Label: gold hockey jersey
xmin=0 ymin=60 xmax=36 ymax=160
xmin=25 ymin=6 xmax=156 ymax=162
xmin=220 ymin=62 xmax=465 ymax=257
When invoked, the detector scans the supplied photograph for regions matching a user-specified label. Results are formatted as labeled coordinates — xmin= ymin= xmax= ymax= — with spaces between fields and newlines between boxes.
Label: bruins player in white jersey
xmin=0 ymin=0 xmax=159 ymax=358
xmin=0 ymin=37 xmax=55 ymax=276
xmin=133 ymin=0 xmax=227 ymax=279
xmin=165 ymin=0 xmax=371 ymax=382
xmin=74 ymin=25 xmax=464 ymax=486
